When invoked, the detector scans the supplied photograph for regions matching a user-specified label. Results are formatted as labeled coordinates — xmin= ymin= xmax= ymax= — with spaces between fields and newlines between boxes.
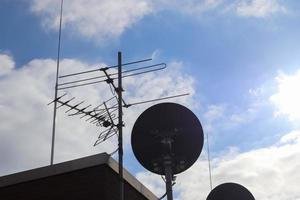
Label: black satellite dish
xmin=207 ymin=182 xmax=255 ymax=200
xmin=131 ymin=102 xmax=204 ymax=200
xmin=131 ymin=102 xmax=204 ymax=175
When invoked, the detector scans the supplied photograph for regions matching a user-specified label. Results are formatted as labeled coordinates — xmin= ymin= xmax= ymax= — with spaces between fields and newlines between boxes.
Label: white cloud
xmin=154 ymin=0 xmax=223 ymax=15
xmin=280 ymin=130 xmax=300 ymax=144
xmin=204 ymin=104 xmax=225 ymax=123
xmin=30 ymin=0 xmax=152 ymax=42
xmin=0 ymin=58 xmax=114 ymax=175
xmin=0 ymin=55 xmax=196 ymax=175
xmin=29 ymin=0 xmax=288 ymax=43
xmin=270 ymin=69 xmax=300 ymax=121
xmin=235 ymin=0 xmax=286 ymax=17
xmin=28 ymin=0 xmax=224 ymax=42
xmin=202 ymin=104 xmax=225 ymax=133
xmin=0 ymin=53 xmax=15 ymax=76
xmin=249 ymin=87 xmax=264 ymax=97
xmin=150 ymin=49 xmax=162 ymax=60
xmin=136 ymin=171 xmax=165 ymax=197
xmin=136 ymin=130 xmax=300 ymax=200
xmin=202 ymin=99 xmax=263 ymax=135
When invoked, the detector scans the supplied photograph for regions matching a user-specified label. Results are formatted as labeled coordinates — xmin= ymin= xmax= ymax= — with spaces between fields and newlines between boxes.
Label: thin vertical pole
xmin=206 ymin=131 xmax=213 ymax=191
xmin=165 ymin=166 xmax=173 ymax=200
xmin=51 ymin=0 xmax=64 ymax=166
xmin=117 ymin=52 xmax=124 ymax=200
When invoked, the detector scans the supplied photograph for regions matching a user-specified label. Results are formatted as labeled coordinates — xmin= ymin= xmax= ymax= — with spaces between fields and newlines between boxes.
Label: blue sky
xmin=1 ymin=0 xmax=300 ymax=199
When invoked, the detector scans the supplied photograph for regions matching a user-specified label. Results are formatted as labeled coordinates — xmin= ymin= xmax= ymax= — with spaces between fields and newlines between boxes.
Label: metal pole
xmin=51 ymin=0 xmax=63 ymax=166
xmin=206 ymin=131 xmax=213 ymax=191
xmin=165 ymin=165 xmax=173 ymax=200
xmin=117 ymin=52 xmax=124 ymax=200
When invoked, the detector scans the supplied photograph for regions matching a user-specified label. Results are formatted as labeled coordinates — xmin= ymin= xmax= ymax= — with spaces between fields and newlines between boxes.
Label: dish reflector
xmin=207 ymin=182 xmax=255 ymax=200
xmin=131 ymin=103 xmax=204 ymax=175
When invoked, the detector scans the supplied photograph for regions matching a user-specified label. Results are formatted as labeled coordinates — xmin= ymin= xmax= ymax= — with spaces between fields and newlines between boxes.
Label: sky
xmin=0 ymin=0 xmax=300 ymax=199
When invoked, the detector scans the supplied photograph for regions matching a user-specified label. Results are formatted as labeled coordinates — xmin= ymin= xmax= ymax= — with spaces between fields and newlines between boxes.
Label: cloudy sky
xmin=1 ymin=0 xmax=300 ymax=199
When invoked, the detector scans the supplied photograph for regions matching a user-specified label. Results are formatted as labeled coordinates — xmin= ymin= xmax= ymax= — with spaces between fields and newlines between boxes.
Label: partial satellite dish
xmin=131 ymin=102 xmax=204 ymax=175
xmin=207 ymin=182 xmax=255 ymax=200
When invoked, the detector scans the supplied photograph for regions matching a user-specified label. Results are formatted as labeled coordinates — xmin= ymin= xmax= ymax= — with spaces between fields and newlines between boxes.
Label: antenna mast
xmin=117 ymin=52 xmax=124 ymax=200
xmin=51 ymin=0 xmax=63 ymax=166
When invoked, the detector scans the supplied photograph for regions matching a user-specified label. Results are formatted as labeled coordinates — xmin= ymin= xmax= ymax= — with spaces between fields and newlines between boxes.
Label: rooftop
xmin=0 ymin=153 xmax=158 ymax=200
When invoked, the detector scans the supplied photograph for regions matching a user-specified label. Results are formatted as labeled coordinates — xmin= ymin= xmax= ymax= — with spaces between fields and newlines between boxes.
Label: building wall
xmin=0 ymin=165 xmax=149 ymax=200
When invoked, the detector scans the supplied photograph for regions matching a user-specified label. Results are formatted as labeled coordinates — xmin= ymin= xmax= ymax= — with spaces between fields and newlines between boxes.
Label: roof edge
xmin=0 ymin=153 xmax=158 ymax=200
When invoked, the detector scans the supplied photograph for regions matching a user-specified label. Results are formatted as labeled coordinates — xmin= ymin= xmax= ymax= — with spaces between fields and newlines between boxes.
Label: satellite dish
xmin=131 ymin=102 xmax=204 ymax=175
xmin=207 ymin=182 xmax=255 ymax=200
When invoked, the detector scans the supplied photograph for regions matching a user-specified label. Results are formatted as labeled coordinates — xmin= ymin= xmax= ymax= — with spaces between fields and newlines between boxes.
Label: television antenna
xmin=49 ymin=52 xmax=189 ymax=200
